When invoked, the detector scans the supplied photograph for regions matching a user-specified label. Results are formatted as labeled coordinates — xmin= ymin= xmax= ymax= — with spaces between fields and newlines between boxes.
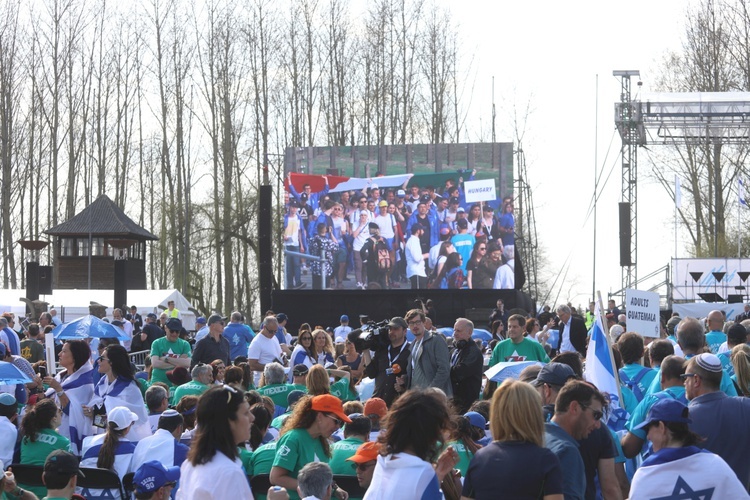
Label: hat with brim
xmin=108 ymin=406 xmax=139 ymax=431
xmin=133 ymin=460 xmax=180 ymax=494
xmin=311 ymin=394 xmax=352 ymax=423
xmin=346 ymin=441 xmax=380 ymax=464
xmin=44 ymin=450 xmax=86 ymax=479
xmin=634 ymin=398 xmax=691 ymax=430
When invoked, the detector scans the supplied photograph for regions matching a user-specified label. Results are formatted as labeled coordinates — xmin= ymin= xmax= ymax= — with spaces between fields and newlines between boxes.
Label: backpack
xmin=376 ymin=240 xmax=391 ymax=270
xmin=618 ymin=367 xmax=650 ymax=403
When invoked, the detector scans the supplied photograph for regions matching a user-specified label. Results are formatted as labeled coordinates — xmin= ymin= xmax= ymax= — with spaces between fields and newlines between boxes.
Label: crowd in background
xmin=1 ymin=297 xmax=750 ymax=499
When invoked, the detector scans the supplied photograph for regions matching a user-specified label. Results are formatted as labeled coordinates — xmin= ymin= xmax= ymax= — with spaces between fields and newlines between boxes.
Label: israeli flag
xmin=585 ymin=301 xmax=628 ymax=431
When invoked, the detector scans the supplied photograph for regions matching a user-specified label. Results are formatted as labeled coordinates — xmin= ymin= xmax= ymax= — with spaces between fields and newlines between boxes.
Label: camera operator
xmin=361 ymin=317 xmax=411 ymax=407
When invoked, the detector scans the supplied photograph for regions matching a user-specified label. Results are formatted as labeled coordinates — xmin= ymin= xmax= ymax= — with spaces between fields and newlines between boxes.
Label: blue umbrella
xmin=53 ymin=315 xmax=130 ymax=341
xmin=437 ymin=327 xmax=493 ymax=342
xmin=0 ymin=361 xmax=33 ymax=385
xmin=472 ymin=328 xmax=492 ymax=341
xmin=484 ymin=361 xmax=546 ymax=383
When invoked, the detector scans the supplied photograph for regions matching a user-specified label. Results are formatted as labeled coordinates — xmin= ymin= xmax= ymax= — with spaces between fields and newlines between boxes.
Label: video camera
xmin=347 ymin=319 xmax=391 ymax=353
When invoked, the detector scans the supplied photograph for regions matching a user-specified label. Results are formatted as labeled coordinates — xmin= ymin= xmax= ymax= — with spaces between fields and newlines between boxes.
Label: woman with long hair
xmin=19 ymin=399 xmax=70 ymax=498
xmin=461 ymin=379 xmax=563 ymax=500
xmin=442 ymin=414 xmax=483 ymax=477
xmin=239 ymin=403 xmax=273 ymax=473
xmin=177 ymin=385 xmax=254 ymax=498
xmin=306 ymin=364 xmax=352 ymax=400
xmin=80 ymin=406 xmax=139 ymax=500
xmin=85 ymin=344 xmax=151 ymax=440
xmin=466 ymin=203 xmax=482 ymax=236
xmin=472 ymin=242 xmax=504 ymax=289
xmin=210 ymin=359 xmax=226 ymax=384
xmin=490 ymin=320 xmax=505 ymax=341
xmin=336 ymin=339 xmax=363 ymax=380
xmin=42 ymin=340 xmax=94 ymax=455
xmin=629 ymin=399 xmax=747 ymax=498
xmin=313 ymin=328 xmax=335 ymax=365
xmin=270 ymin=394 xmax=351 ymax=499
xmin=437 ymin=252 xmax=465 ymax=289
xmin=176 ymin=395 xmax=199 ymax=446
xmin=434 ymin=241 xmax=455 ymax=279
xmin=465 ymin=241 xmax=486 ymax=289
xmin=730 ymin=343 xmax=750 ymax=396
xmin=289 ymin=330 xmax=317 ymax=382
xmin=365 ymin=389 xmax=459 ymax=499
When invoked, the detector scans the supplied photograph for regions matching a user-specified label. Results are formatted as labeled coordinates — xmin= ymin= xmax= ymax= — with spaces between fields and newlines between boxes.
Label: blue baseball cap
xmin=634 ymin=399 xmax=691 ymax=430
xmin=195 ymin=316 xmax=207 ymax=325
xmin=340 ymin=315 xmax=349 ymax=322
xmin=133 ymin=460 xmax=180 ymax=494
xmin=464 ymin=411 xmax=487 ymax=430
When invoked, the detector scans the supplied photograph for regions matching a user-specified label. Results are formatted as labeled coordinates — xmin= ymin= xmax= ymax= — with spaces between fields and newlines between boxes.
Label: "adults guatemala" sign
xmin=624 ymin=289 xmax=660 ymax=338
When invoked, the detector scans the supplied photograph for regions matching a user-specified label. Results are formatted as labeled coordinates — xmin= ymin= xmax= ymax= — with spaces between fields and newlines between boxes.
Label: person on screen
xmin=360 ymin=222 xmax=390 ymax=289
xmin=283 ymin=200 xmax=306 ymax=290
xmin=498 ymin=197 xmax=515 ymax=246
xmin=308 ymin=223 xmax=338 ymax=290
xmin=493 ymin=245 xmax=515 ymax=289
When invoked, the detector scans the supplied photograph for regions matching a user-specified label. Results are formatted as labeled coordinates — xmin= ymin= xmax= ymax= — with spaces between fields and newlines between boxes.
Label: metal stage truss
xmin=613 ymin=72 xmax=750 ymax=303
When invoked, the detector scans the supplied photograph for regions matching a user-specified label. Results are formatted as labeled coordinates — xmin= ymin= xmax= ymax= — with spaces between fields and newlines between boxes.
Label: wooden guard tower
xmin=44 ymin=195 xmax=158 ymax=291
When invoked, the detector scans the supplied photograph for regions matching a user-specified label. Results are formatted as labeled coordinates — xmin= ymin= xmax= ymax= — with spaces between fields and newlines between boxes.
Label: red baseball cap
xmin=364 ymin=397 xmax=388 ymax=418
xmin=311 ymin=395 xmax=352 ymax=423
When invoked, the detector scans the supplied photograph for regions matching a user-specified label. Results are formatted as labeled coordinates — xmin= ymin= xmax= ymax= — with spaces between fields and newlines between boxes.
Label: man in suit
xmin=556 ymin=304 xmax=587 ymax=357
xmin=400 ymin=308 xmax=452 ymax=397
xmin=449 ymin=318 xmax=483 ymax=413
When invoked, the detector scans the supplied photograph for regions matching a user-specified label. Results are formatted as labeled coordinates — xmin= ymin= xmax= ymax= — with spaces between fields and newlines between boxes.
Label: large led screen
xmin=281 ymin=143 xmax=515 ymax=291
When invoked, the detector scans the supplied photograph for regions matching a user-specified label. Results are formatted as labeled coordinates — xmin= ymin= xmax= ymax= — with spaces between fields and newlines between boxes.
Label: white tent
xmin=0 ymin=289 xmax=198 ymax=330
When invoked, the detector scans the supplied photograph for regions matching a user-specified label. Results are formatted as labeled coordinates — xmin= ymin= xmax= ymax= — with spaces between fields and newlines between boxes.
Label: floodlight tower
xmin=613 ymin=70 xmax=642 ymax=297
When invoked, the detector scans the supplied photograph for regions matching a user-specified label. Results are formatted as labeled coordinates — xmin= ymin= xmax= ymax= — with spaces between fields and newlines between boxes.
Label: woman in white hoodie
xmin=364 ymin=389 xmax=459 ymax=500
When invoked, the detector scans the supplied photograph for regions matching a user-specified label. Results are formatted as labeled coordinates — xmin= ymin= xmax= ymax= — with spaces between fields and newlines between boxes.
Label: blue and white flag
xmin=585 ymin=301 xmax=627 ymax=431
xmin=740 ymin=178 xmax=748 ymax=208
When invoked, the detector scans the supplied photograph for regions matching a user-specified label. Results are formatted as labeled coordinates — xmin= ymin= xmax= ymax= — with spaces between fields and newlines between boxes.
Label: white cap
xmin=695 ymin=353 xmax=722 ymax=373
xmin=108 ymin=406 xmax=139 ymax=430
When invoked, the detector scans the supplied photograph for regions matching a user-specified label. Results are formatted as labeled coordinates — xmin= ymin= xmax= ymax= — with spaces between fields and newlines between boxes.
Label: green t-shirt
xmin=330 ymin=379 xmax=358 ymax=403
xmin=329 ymin=437 xmax=365 ymax=475
xmin=271 ymin=413 xmax=290 ymax=430
xmin=248 ymin=441 xmax=277 ymax=476
xmin=150 ymin=337 xmax=192 ymax=385
xmin=273 ymin=429 xmax=329 ymax=500
xmin=489 ymin=337 xmax=550 ymax=366
xmin=259 ymin=383 xmax=296 ymax=408
xmin=443 ymin=440 xmax=474 ymax=477
xmin=172 ymin=380 xmax=209 ymax=405
xmin=20 ymin=428 xmax=71 ymax=498
xmin=20 ymin=339 xmax=45 ymax=363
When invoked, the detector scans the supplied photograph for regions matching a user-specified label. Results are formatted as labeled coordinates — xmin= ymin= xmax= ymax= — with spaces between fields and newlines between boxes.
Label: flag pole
xmin=596 ymin=290 xmax=623 ymax=404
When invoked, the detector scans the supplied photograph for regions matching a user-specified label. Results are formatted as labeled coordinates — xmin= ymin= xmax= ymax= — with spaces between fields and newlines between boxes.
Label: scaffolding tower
xmin=612 ymin=75 xmax=750 ymax=303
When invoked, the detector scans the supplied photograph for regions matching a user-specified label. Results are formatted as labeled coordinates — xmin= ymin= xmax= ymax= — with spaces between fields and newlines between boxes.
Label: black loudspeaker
xmin=258 ymin=185 xmax=273 ymax=315
xmin=114 ymin=260 xmax=128 ymax=311
xmin=619 ymin=202 xmax=632 ymax=267
xmin=728 ymin=294 xmax=744 ymax=304
xmin=38 ymin=266 xmax=53 ymax=295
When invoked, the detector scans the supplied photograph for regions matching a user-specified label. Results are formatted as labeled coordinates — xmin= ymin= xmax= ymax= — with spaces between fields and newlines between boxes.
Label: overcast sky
xmin=443 ymin=0 xmax=698 ymax=308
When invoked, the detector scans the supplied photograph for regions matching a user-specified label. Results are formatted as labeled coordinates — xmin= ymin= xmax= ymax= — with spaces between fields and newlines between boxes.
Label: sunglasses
xmin=680 ymin=373 xmax=699 ymax=380
xmin=324 ymin=413 xmax=344 ymax=427
xmin=580 ymin=403 xmax=603 ymax=421
xmin=352 ymin=462 xmax=376 ymax=472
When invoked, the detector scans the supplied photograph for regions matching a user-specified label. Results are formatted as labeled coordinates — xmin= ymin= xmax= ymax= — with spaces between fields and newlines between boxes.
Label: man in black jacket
xmin=361 ymin=317 xmax=411 ymax=407
xmin=450 ymin=318 xmax=483 ymax=413
xmin=555 ymin=304 xmax=587 ymax=357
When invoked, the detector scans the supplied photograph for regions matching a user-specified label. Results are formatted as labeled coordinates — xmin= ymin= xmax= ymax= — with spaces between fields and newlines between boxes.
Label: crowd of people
xmin=283 ymin=172 xmax=516 ymax=290
xmin=2 ymin=298 xmax=750 ymax=499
